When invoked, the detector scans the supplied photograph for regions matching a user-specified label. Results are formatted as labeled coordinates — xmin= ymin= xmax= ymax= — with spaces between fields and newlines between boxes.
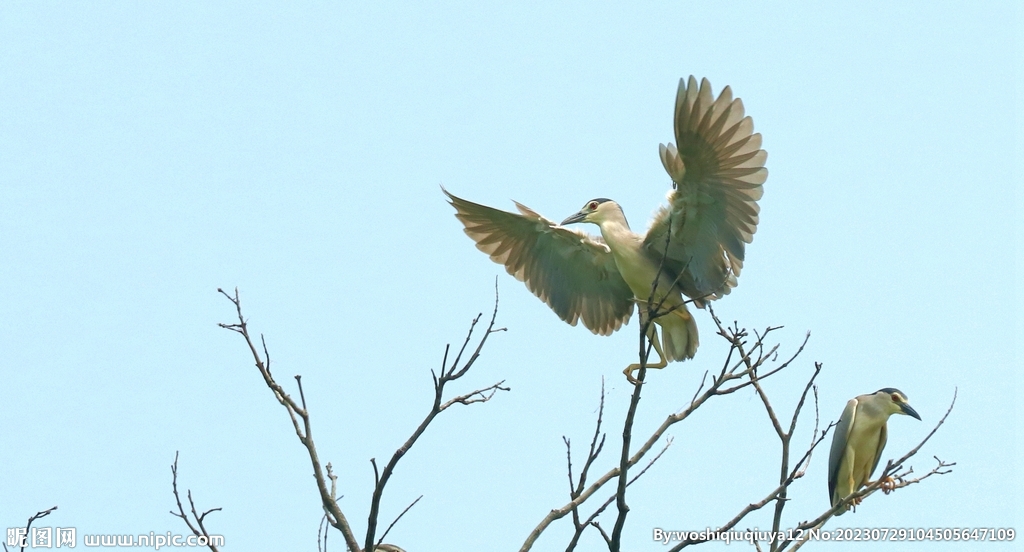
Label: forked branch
xmin=522 ymin=310 xmax=808 ymax=551
xmin=169 ymin=452 xmax=222 ymax=552
xmin=218 ymin=285 xmax=507 ymax=552
xmin=364 ymin=284 xmax=508 ymax=551
xmin=3 ymin=506 xmax=58 ymax=552
xmin=217 ymin=287 xmax=360 ymax=551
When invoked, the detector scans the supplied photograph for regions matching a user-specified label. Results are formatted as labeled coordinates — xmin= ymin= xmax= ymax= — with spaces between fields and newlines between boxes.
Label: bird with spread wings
xmin=445 ymin=76 xmax=767 ymax=382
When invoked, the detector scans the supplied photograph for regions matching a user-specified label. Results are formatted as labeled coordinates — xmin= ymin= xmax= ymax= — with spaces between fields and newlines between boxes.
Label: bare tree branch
xmin=217 ymin=287 xmax=362 ymax=545
xmin=169 ymin=452 xmax=221 ymax=552
xmin=581 ymin=436 xmax=673 ymax=540
xmin=747 ymin=361 xmax=824 ymax=552
xmin=608 ymin=320 xmax=653 ymax=550
xmin=522 ymin=308 xmax=806 ymax=551
xmin=3 ymin=506 xmax=57 ymax=552
xmin=376 ymin=495 xmax=423 ymax=549
xmin=218 ymin=285 xmax=507 ymax=552
xmin=215 ymin=280 xmax=953 ymax=552
xmin=216 ymin=290 xmax=358 ymax=550
xmin=364 ymin=283 xmax=508 ymax=551
xmin=564 ymin=379 xmax=608 ymax=551
xmin=439 ymin=380 xmax=510 ymax=410
xmin=219 ymin=284 xmax=510 ymax=552
xmin=665 ymin=419 xmax=837 ymax=550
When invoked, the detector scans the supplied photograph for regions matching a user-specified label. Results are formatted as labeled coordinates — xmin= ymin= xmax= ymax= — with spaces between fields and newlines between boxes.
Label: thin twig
xmin=564 ymin=381 xmax=609 ymax=551
xmin=219 ymin=285 xmax=507 ymax=552
xmin=376 ymin=495 xmax=423 ymax=548
xmin=363 ymin=283 xmax=507 ymax=551
xmin=525 ymin=311 xmax=807 ymax=551
xmin=169 ymin=452 xmax=222 ymax=552
xmin=217 ymin=287 xmax=359 ymax=551
xmin=583 ymin=437 xmax=674 ymax=529
xmin=4 ymin=506 xmax=57 ymax=552
xmin=665 ymin=422 xmax=836 ymax=550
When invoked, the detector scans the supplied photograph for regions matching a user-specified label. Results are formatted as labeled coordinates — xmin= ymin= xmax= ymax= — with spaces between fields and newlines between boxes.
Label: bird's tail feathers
xmin=661 ymin=309 xmax=699 ymax=361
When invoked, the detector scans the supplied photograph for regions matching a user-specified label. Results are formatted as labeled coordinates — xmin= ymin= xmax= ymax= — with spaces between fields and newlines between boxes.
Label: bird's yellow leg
xmin=878 ymin=476 xmax=897 ymax=494
xmin=624 ymin=323 xmax=668 ymax=384
xmin=862 ymin=475 xmax=897 ymax=494
xmin=838 ymin=472 xmax=861 ymax=512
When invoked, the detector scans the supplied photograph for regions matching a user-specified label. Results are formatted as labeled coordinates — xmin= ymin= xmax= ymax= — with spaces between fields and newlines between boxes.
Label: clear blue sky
xmin=2 ymin=2 xmax=1020 ymax=550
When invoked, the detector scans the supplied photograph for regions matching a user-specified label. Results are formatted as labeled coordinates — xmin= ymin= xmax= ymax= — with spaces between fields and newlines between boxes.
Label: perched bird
xmin=445 ymin=76 xmax=766 ymax=381
xmin=828 ymin=388 xmax=921 ymax=514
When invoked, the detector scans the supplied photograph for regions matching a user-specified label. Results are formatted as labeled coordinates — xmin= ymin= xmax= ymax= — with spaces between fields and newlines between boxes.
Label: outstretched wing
xmin=644 ymin=76 xmax=767 ymax=306
xmin=445 ymin=189 xmax=634 ymax=335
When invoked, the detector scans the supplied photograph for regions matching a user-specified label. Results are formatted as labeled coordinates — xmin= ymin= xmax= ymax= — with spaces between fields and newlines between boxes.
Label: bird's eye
xmin=890 ymin=393 xmax=900 ymax=402
xmin=589 ymin=201 xmax=598 ymax=210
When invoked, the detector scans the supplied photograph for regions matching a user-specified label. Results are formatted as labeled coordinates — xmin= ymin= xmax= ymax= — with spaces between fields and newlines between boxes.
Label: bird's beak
xmin=561 ymin=211 xmax=587 ymax=225
xmin=900 ymin=403 xmax=922 ymax=420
